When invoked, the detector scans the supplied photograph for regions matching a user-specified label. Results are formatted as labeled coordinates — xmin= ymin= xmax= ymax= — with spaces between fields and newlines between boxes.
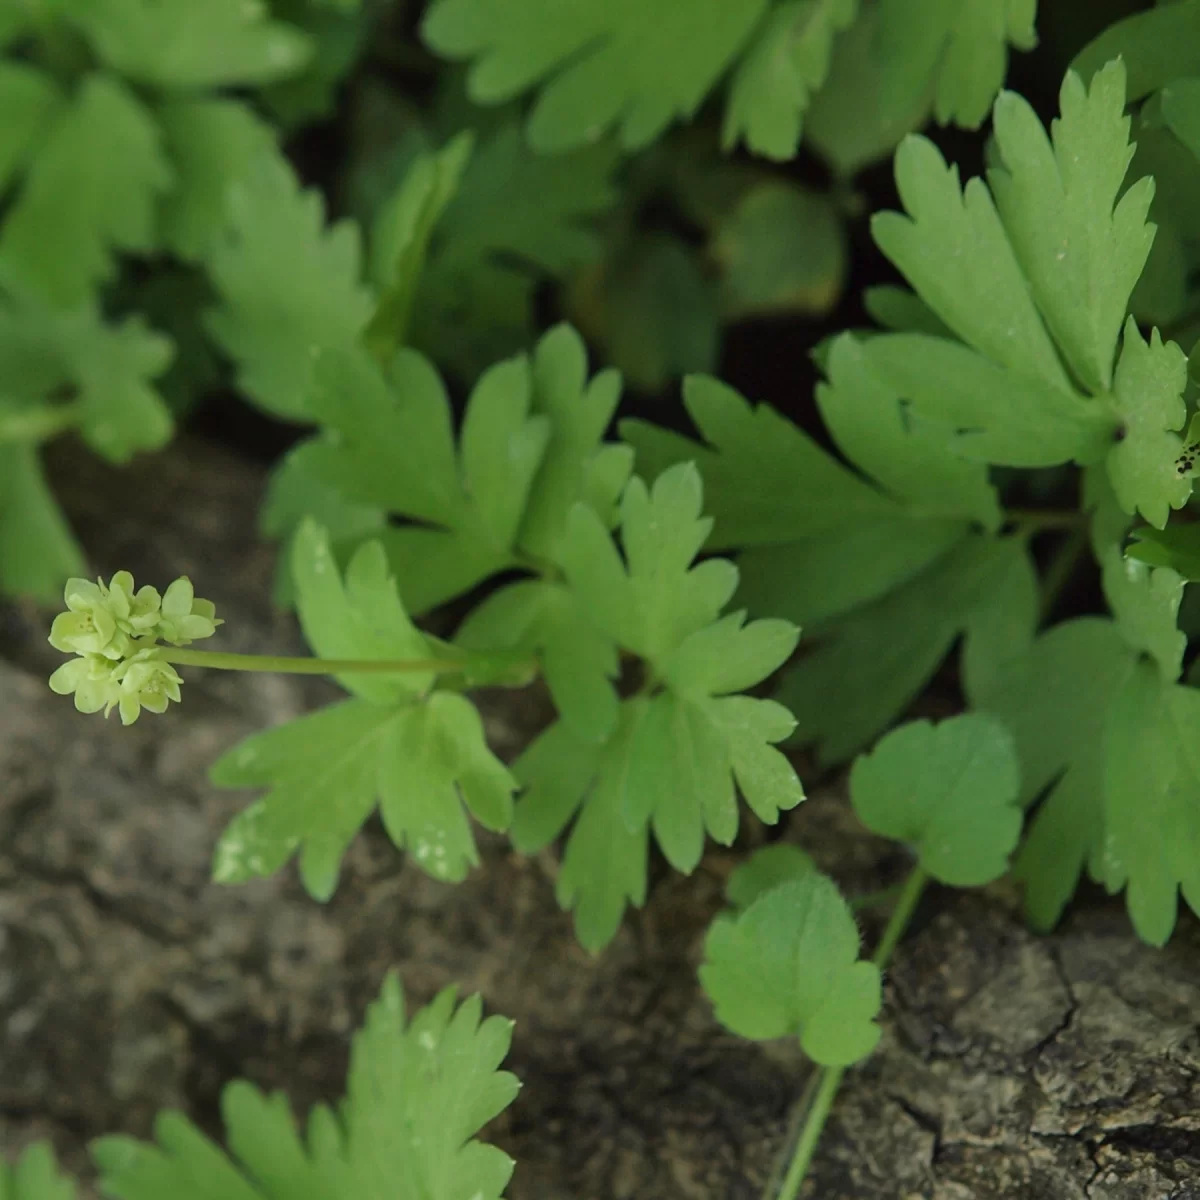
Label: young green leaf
xmin=205 ymin=151 xmax=374 ymax=420
xmin=700 ymin=873 xmax=882 ymax=1065
xmin=876 ymin=0 xmax=1037 ymax=130
xmin=850 ymin=714 xmax=1021 ymax=886
xmin=511 ymin=704 xmax=648 ymax=952
xmin=422 ymin=0 xmax=770 ymax=151
xmin=210 ymin=691 xmax=515 ymax=899
xmin=0 ymin=445 xmax=84 ymax=601
xmin=64 ymin=0 xmax=313 ymax=89
xmin=92 ymin=973 xmax=519 ymax=1200
xmin=559 ymin=462 xmax=738 ymax=666
xmin=724 ymin=843 xmax=817 ymax=910
xmin=975 ymin=618 xmax=1136 ymax=932
xmin=364 ymin=131 xmax=473 ymax=362
xmin=517 ymin=323 xmax=629 ymax=565
xmin=0 ymin=1142 xmax=77 ymax=1200
xmin=156 ymin=99 xmax=277 ymax=262
xmin=989 ymin=60 xmax=1153 ymax=394
xmin=722 ymin=0 xmax=858 ymax=162
xmin=301 ymin=343 xmax=549 ymax=614
xmin=0 ymin=75 xmax=172 ymax=306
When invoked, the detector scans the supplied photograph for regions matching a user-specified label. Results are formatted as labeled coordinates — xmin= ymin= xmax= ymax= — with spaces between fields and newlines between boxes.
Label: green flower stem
xmin=160 ymin=648 xmax=476 ymax=676
xmin=774 ymin=866 xmax=929 ymax=1200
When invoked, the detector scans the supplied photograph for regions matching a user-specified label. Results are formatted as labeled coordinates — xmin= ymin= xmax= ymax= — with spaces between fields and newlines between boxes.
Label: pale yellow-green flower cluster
xmin=48 ymin=573 xmax=221 ymax=724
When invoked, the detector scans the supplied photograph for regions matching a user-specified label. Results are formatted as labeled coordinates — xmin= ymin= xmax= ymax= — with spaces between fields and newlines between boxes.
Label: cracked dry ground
xmin=2 ymin=437 xmax=1200 ymax=1200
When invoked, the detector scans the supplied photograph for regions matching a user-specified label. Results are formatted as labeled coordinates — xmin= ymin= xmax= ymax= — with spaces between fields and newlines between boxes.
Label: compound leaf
xmin=92 ymin=974 xmax=518 ymax=1200
xmin=422 ymin=0 xmax=770 ymax=151
xmin=700 ymin=873 xmax=882 ymax=1065
xmin=989 ymin=60 xmax=1154 ymax=394
xmin=722 ymin=0 xmax=858 ymax=162
xmin=63 ymin=0 xmax=313 ymax=89
xmin=0 ymin=75 xmax=172 ymax=306
xmin=850 ymin=714 xmax=1021 ymax=886
xmin=205 ymin=152 xmax=374 ymax=420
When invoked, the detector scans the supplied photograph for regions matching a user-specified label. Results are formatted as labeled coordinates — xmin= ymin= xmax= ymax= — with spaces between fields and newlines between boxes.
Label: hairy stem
xmin=774 ymin=866 xmax=929 ymax=1200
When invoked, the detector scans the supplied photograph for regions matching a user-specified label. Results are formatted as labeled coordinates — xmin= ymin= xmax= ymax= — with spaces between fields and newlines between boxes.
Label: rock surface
xmin=1 ymin=436 xmax=1198 ymax=1199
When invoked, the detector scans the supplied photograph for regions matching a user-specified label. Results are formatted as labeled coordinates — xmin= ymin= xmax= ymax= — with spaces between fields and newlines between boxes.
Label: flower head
xmin=47 ymin=571 xmax=219 ymax=723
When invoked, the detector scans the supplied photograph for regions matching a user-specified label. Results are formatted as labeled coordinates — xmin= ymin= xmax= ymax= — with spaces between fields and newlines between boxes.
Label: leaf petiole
xmin=774 ymin=866 xmax=929 ymax=1200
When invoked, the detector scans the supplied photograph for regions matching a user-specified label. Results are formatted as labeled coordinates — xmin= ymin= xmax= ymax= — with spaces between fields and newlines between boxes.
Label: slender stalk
xmin=160 ymin=648 xmax=470 ymax=675
xmin=1006 ymin=507 xmax=1086 ymax=535
xmin=774 ymin=866 xmax=929 ymax=1200
xmin=775 ymin=1068 xmax=845 ymax=1200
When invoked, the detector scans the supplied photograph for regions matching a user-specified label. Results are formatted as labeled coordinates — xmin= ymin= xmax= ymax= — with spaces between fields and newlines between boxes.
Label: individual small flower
xmin=155 ymin=577 xmax=222 ymax=646
xmin=48 ymin=573 xmax=163 ymax=659
xmin=48 ymin=653 xmax=121 ymax=715
xmin=111 ymin=649 xmax=185 ymax=725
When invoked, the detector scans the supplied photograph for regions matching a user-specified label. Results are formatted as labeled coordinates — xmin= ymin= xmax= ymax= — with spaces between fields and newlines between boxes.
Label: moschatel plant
xmin=8 ymin=0 xmax=1200 ymax=1196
